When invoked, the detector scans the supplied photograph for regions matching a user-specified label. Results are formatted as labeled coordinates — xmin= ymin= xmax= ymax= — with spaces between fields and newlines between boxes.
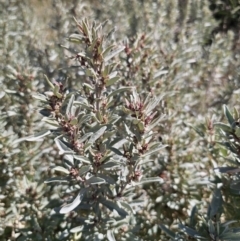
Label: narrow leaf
xmin=104 ymin=46 xmax=125 ymax=62
xmin=82 ymin=19 xmax=92 ymax=43
xmin=42 ymin=117 xmax=60 ymax=127
xmin=141 ymin=145 xmax=167 ymax=158
xmin=178 ymin=224 xmax=203 ymax=238
xmin=66 ymin=94 xmax=75 ymax=117
xmin=59 ymin=189 xmax=86 ymax=214
xmin=144 ymin=96 xmax=162 ymax=115
xmin=208 ymin=188 xmax=223 ymax=219
xmin=26 ymin=130 xmax=51 ymax=141
xmin=110 ymin=147 xmax=123 ymax=156
xmin=78 ymin=132 xmax=93 ymax=143
xmin=214 ymin=167 xmax=240 ymax=174
xmin=159 ymin=224 xmax=176 ymax=239
xmin=39 ymin=109 xmax=51 ymax=117
xmin=214 ymin=122 xmax=232 ymax=133
xmin=44 ymin=74 xmax=54 ymax=89
xmin=222 ymin=220 xmax=238 ymax=227
xmin=74 ymin=101 xmax=93 ymax=110
xmin=97 ymin=174 xmax=116 ymax=184
xmin=52 ymin=166 xmax=69 ymax=174
xmin=83 ymin=83 xmax=94 ymax=90
xmin=100 ymin=160 xmax=120 ymax=170
xmin=100 ymin=199 xmax=128 ymax=217
xmin=32 ymin=93 xmax=48 ymax=102
xmin=74 ymin=155 xmax=91 ymax=164
xmin=102 ymin=44 xmax=116 ymax=58
xmin=107 ymin=87 xmax=132 ymax=100
xmin=224 ymin=105 xmax=235 ymax=126
xmin=85 ymin=176 xmax=105 ymax=185
xmin=189 ymin=206 xmax=197 ymax=228
xmin=68 ymin=33 xmax=85 ymax=43
xmin=123 ymin=122 xmax=133 ymax=136
xmin=147 ymin=114 xmax=166 ymax=131
xmin=107 ymin=230 xmax=116 ymax=241
xmin=78 ymin=165 xmax=91 ymax=176
xmin=70 ymin=226 xmax=83 ymax=233
xmin=53 ymin=85 xmax=62 ymax=98
xmin=120 ymin=201 xmax=134 ymax=214
xmin=44 ymin=177 xmax=69 ymax=183
xmin=220 ymin=233 xmax=240 ymax=241
xmin=153 ymin=70 xmax=168 ymax=79
xmin=55 ymin=138 xmax=74 ymax=155
xmin=135 ymin=177 xmax=164 ymax=185
xmin=106 ymin=76 xmax=121 ymax=87
xmin=88 ymin=126 xmax=107 ymax=143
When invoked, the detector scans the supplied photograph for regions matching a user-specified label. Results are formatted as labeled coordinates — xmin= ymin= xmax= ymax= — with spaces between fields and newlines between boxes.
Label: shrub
xmin=1 ymin=0 xmax=240 ymax=240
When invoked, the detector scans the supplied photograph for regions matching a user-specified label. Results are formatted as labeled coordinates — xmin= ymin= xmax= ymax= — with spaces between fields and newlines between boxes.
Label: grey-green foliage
xmin=27 ymin=19 xmax=166 ymax=240
xmin=211 ymin=106 xmax=240 ymax=226
xmin=214 ymin=105 xmax=240 ymax=194
xmin=1 ymin=0 xmax=240 ymax=240
xmin=161 ymin=188 xmax=240 ymax=240
xmin=0 ymin=1 xmax=65 ymax=240
xmin=161 ymin=105 xmax=240 ymax=240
